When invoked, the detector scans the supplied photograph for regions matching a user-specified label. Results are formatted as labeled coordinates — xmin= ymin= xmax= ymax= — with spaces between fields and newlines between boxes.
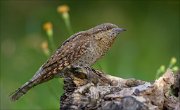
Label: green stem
xmin=47 ymin=30 xmax=56 ymax=51
xmin=63 ymin=13 xmax=73 ymax=35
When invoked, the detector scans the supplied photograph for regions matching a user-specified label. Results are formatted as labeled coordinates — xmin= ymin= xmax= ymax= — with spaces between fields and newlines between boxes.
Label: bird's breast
xmin=72 ymin=42 xmax=100 ymax=67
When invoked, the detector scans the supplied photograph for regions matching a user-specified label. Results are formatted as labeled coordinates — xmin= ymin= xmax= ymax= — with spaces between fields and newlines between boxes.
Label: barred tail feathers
xmin=10 ymin=67 xmax=44 ymax=101
xmin=10 ymin=80 xmax=35 ymax=101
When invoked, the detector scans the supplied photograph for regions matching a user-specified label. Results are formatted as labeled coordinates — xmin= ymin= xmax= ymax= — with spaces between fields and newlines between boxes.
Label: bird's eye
xmin=110 ymin=32 xmax=116 ymax=37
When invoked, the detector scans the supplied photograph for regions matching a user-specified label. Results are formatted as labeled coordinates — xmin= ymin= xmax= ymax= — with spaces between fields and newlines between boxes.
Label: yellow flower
xmin=43 ymin=22 xmax=53 ymax=32
xmin=43 ymin=22 xmax=53 ymax=39
xmin=41 ymin=41 xmax=50 ymax=56
xmin=57 ymin=5 xmax=70 ymax=14
xmin=41 ymin=41 xmax=48 ymax=50
xmin=57 ymin=5 xmax=73 ymax=34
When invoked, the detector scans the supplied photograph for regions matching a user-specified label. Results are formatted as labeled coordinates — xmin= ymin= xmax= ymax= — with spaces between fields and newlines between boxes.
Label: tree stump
xmin=60 ymin=67 xmax=179 ymax=110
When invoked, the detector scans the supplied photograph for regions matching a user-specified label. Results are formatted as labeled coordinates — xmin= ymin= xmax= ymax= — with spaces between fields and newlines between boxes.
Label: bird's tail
xmin=10 ymin=67 xmax=45 ymax=101
xmin=10 ymin=80 xmax=37 ymax=101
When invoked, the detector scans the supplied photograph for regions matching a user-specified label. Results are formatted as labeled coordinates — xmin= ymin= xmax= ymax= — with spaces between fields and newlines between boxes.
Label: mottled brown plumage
xmin=10 ymin=23 xmax=125 ymax=101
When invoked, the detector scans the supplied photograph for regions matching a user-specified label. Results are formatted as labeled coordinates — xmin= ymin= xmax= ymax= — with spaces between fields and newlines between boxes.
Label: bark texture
xmin=60 ymin=67 xmax=179 ymax=110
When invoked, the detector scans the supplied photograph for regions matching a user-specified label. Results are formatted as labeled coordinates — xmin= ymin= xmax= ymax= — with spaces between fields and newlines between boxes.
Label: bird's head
xmin=89 ymin=23 xmax=126 ymax=47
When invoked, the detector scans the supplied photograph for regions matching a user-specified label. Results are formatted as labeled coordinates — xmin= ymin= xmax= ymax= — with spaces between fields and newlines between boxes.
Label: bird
xmin=10 ymin=23 xmax=126 ymax=101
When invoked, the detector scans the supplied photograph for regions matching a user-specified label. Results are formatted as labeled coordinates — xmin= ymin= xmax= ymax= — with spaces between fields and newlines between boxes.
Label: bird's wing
xmin=10 ymin=32 xmax=91 ymax=101
xmin=42 ymin=32 xmax=91 ymax=72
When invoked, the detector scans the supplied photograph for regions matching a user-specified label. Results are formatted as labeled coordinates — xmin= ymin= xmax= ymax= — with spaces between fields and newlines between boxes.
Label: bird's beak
xmin=113 ymin=28 xmax=126 ymax=34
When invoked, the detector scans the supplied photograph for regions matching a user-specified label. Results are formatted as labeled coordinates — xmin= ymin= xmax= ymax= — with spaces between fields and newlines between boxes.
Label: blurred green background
xmin=0 ymin=0 xmax=179 ymax=109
